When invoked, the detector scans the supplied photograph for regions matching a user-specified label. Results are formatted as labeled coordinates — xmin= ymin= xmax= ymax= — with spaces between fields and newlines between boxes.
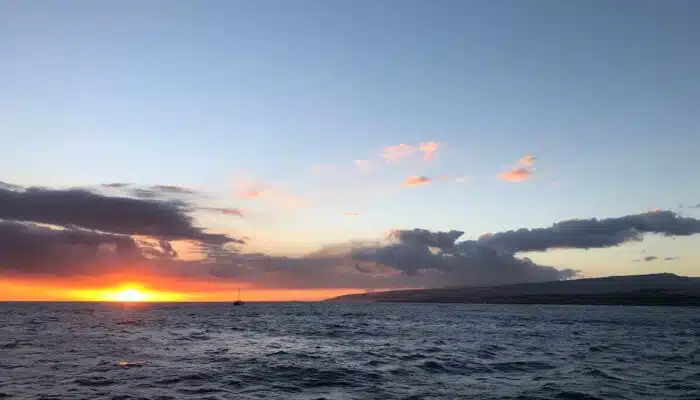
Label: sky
xmin=1 ymin=0 xmax=699 ymax=301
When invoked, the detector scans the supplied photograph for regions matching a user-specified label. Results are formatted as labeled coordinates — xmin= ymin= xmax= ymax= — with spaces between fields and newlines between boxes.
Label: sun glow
xmin=114 ymin=288 xmax=147 ymax=302
xmin=86 ymin=283 xmax=185 ymax=302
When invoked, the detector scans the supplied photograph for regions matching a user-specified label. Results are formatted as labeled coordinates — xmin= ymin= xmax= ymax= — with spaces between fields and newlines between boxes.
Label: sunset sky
xmin=1 ymin=1 xmax=699 ymax=301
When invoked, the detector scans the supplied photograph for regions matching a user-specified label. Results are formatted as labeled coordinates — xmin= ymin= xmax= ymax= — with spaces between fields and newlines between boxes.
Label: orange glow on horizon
xmin=0 ymin=278 xmax=367 ymax=302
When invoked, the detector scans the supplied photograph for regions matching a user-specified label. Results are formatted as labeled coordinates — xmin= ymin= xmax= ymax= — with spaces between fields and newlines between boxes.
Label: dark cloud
xmin=389 ymin=229 xmax=464 ymax=251
xmin=352 ymin=230 xmax=579 ymax=287
xmin=1 ymin=186 xmax=698 ymax=291
xmin=0 ymin=220 xmax=144 ymax=275
xmin=633 ymin=255 xmax=680 ymax=262
xmin=478 ymin=210 xmax=700 ymax=253
xmin=0 ymin=182 xmax=245 ymax=277
xmin=199 ymin=207 xmax=245 ymax=217
xmin=690 ymin=204 xmax=700 ymax=209
xmin=0 ymin=184 xmax=237 ymax=245
xmin=131 ymin=185 xmax=198 ymax=199
xmin=151 ymin=185 xmax=197 ymax=195
xmin=102 ymin=183 xmax=198 ymax=200
xmin=0 ymin=181 xmax=24 ymax=190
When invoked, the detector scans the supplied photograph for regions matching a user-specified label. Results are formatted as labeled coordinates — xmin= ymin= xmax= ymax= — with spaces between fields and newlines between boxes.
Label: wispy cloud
xmin=200 ymin=207 xmax=245 ymax=217
xmin=455 ymin=176 xmax=471 ymax=183
xmin=404 ymin=176 xmax=432 ymax=187
xmin=235 ymin=180 xmax=266 ymax=199
xmin=354 ymin=160 xmax=372 ymax=173
xmin=419 ymin=141 xmax=440 ymax=162
xmin=498 ymin=154 xmax=537 ymax=182
xmin=519 ymin=154 xmax=536 ymax=166
xmin=234 ymin=179 xmax=303 ymax=208
xmin=345 ymin=212 xmax=361 ymax=217
xmin=382 ymin=144 xmax=418 ymax=163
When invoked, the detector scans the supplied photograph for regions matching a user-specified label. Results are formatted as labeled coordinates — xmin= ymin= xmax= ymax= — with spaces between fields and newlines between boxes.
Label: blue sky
xmin=2 ymin=0 xmax=699 ymax=277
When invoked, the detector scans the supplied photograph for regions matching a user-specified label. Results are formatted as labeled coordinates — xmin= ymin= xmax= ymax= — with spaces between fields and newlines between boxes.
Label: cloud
xmin=497 ymin=155 xmax=537 ymax=182
xmin=234 ymin=180 xmax=266 ymax=199
xmin=404 ymin=176 xmax=432 ymax=187
xmin=0 ymin=183 xmax=243 ymax=278
xmin=382 ymin=144 xmax=417 ymax=163
xmin=634 ymin=255 xmax=681 ymax=262
xmin=689 ymin=204 xmax=700 ymax=209
xmin=102 ymin=183 xmax=129 ymax=188
xmin=478 ymin=210 xmax=700 ymax=253
xmin=102 ymin=183 xmax=198 ymax=199
xmin=345 ymin=212 xmax=361 ymax=217
xmin=519 ymin=154 xmax=536 ymax=166
xmin=0 ymin=185 xmax=236 ymax=244
xmin=2 ymin=188 xmax=699 ymax=292
xmin=200 ymin=207 xmax=245 ymax=217
xmin=352 ymin=229 xmax=579 ymax=286
xmin=455 ymin=176 xmax=471 ymax=183
xmin=354 ymin=160 xmax=372 ymax=173
xmin=0 ymin=220 xmax=148 ymax=276
xmin=234 ymin=180 xmax=303 ymax=208
xmin=498 ymin=167 xmax=533 ymax=182
xmin=419 ymin=141 xmax=440 ymax=162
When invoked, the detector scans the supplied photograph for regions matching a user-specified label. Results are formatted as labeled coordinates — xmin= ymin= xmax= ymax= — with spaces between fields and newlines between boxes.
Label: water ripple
xmin=0 ymin=303 xmax=698 ymax=399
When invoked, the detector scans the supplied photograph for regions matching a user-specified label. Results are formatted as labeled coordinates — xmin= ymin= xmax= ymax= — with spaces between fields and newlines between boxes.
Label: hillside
xmin=325 ymin=273 xmax=700 ymax=306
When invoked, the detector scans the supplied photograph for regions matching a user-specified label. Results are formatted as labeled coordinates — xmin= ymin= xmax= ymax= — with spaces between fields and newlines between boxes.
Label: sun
xmin=114 ymin=288 xmax=147 ymax=302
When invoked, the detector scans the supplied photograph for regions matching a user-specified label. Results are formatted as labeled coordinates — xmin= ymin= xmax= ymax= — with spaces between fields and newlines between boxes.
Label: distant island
xmin=325 ymin=273 xmax=700 ymax=306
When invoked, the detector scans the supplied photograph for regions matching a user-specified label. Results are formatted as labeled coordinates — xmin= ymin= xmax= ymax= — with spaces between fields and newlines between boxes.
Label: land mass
xmin=325 ymin=273 xmax=700 ymax=306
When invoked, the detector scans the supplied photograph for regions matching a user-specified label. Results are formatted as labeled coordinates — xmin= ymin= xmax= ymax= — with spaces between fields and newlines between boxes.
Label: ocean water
xmin=1 ymin=303 xmax=699 ymax=400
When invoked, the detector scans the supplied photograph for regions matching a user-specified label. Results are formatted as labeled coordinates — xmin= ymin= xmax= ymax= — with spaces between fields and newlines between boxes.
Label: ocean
xmin=1 ymin=302 xmax=699 ymax=399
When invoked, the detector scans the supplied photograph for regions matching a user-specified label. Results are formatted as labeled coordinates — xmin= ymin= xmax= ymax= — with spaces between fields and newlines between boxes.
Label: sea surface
xmin=1 ymin=303 xmax=699 ymax=400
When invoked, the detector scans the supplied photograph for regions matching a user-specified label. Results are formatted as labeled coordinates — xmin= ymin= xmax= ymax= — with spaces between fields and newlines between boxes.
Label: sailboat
xmin=233 ymin=288 xmax=244 ymax=306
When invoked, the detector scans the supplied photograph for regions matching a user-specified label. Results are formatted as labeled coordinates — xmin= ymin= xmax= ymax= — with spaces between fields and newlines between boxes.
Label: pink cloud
xmin=419 ymin=141 xmax=440 ymax=162
xmin=519 ymin=154 xmax=536 ymax=166
xmin=404 ymin=176 xmax=432 ymax=186
xmin=354 ymin=159 xmax=372 ymax=173
xmin=382 ymin=144 xmax=418 ymax=163
xmin=497 ymin=154 xmax=537 ymax=182
xmin=497 ymin=167 xmax=533 ymax=182
xmin=241 ymin=190 xmax=264 ymax=199
xmin=235 ymin=180 xmax=304 ymax=208
xmin=345 ymin=212 xmax=360 ymax=217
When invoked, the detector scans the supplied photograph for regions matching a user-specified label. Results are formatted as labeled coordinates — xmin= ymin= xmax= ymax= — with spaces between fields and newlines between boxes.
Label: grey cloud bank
xmin=1 ymin=181 xmax=699 ymax=289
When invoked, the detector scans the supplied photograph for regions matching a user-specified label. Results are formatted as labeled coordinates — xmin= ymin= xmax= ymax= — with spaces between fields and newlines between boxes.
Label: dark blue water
xmin=1 ymin=303 xmax=699 ymax=399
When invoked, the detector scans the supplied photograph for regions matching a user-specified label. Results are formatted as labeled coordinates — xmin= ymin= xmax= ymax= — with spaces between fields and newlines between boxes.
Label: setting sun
xmin=114 ymin=288 xmax=147 ymax=302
